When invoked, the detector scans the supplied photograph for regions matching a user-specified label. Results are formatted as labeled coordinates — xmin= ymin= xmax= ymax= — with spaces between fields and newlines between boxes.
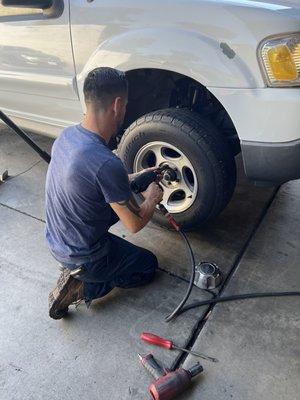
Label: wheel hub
xmin=162 ymin=167 xmax=178 ymax=183
xmin=160 ymin=162 xmax=179 ymax=188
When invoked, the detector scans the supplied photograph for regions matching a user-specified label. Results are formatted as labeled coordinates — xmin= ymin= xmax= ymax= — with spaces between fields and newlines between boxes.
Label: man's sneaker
xmin=49 ymin=268 xmax=84 ymax=320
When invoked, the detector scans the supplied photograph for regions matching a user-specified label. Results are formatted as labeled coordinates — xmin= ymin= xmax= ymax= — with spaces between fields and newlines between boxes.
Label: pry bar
xmin=0 ymin=110 xmax=51 ymax=164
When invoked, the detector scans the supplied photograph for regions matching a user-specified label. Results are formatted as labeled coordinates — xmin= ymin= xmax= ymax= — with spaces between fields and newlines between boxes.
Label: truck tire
xmin=118 ymin=108 xmax=236 ymax=230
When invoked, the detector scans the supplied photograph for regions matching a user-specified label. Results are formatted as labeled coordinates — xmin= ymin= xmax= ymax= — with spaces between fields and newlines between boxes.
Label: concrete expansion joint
xmin=10 ymin=160 xmax=42 ymax=180
xmin=172 ymin=185 xmax=281 ymax=371
xmin=158 ymin=266 xmax=191 ymax=284
xmin=0 ymin=202 xmax=45 ymax=224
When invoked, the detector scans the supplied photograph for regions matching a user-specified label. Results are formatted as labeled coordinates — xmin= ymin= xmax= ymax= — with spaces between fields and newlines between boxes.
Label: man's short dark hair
xmin=83 ymin=67 xmax=128 ymax=110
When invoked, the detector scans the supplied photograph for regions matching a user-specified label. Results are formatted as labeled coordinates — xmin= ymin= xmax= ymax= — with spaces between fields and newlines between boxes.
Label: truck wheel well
xmin=121 ymin=68 xmax=240 ymax=155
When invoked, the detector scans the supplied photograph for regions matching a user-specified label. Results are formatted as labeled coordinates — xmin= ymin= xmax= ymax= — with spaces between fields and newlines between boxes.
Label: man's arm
xmin=110 ymin=183 xmax=163 ymax=233
xmin=95 ymin=159 xmax=162 ymax=233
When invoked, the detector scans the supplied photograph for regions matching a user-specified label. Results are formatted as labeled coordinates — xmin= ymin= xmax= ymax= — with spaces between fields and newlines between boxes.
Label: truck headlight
xmin=259 ymin=34 xmax=300 ymax=87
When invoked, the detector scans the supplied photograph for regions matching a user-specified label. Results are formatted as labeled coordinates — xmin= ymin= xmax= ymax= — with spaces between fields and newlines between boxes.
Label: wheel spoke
xmin=152 ymin=146 xmax=168 ymax=166
xmin=162 ymin=186 xmax=176 ymax=206
xmin=175 ymin=159 xmax=195 ymax=198
xmin=175 ymin=157 xmax=187 ymax=171
xmin=176 ymin=155 xmax=194 ymax=175
xmin=177 ymin=178 xmax=194 ymax=199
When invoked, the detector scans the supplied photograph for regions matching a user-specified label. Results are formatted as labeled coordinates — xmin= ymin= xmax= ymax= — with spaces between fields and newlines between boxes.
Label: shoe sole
xmin=49 ymin=269 xmax=73 ymax=320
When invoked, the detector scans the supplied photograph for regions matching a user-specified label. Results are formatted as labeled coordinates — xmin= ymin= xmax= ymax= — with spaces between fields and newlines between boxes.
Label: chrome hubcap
xmin=133 ymin=141 xmax=197 ymax=213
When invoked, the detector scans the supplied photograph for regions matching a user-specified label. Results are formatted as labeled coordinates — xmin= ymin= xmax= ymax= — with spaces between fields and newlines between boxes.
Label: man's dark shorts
xmin=61 ymin=233 xmax=158 ymax=302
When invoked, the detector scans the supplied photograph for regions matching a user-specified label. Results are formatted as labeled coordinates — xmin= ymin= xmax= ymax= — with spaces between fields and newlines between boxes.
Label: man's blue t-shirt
xmin=45 ymin=124 xmax=131 ymax=264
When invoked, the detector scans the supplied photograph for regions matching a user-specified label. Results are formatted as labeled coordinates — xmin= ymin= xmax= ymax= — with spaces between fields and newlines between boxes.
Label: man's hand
xmin=142 ymin=182 xmax=163 ymax=204
xmin=110 ymin=182 xmax=163 ymax=234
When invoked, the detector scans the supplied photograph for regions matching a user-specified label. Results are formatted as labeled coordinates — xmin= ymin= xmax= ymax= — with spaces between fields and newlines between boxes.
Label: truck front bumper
xmin=209 ymin=87 xmax=300 ymax=185
xmin=241 ymin=139 xmax=300 ymax=186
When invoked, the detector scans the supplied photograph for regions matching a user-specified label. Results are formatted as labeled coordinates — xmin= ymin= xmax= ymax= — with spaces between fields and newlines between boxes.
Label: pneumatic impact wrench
xmin=138 ymin=353 xmax=203 ymax=400
xmin=130 ymin=166 xmax=180 ymax=231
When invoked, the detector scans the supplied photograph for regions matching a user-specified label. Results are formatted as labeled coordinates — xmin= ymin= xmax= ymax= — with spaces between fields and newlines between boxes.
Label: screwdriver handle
xmin=141 ymin=332 xmax=173 ymax=350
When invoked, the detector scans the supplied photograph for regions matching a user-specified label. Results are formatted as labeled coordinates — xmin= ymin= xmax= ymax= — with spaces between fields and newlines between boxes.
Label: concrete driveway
xmin=0 ymin=127 xmax=299 ymax=400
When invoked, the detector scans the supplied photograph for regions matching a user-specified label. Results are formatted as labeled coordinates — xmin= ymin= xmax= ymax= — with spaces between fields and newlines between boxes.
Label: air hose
xmin=175 ymin=291 xmax=300 ymax=317
xmin=165 ymin=229 xmax=196 ymax=322
xmin=157 ymin=204 xmax=197 ymax=322
xmin=4 ymin=110 xmax=298 ymax=320
xmin=159 ymin=205 xmax=300 ymax=322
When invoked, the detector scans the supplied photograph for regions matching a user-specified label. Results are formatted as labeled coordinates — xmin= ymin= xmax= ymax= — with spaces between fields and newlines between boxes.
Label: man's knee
xmin=141 ymin=248 xmax=158 ymax=275
xmin=136 ymin=249 xmax=157 ymax=286
xmin=118 ymin=248 xmax=158 ymax=288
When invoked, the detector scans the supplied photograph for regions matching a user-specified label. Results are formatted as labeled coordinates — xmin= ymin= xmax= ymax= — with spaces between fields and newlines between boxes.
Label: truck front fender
xmin=77 ymin=27 xmax=259 ymax=107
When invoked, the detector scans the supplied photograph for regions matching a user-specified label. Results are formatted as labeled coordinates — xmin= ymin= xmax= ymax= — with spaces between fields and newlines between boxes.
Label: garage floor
xmin=0 ymin=127 xmax=299 ymax=400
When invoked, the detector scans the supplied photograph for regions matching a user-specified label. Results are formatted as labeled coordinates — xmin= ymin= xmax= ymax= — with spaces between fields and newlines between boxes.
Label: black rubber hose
xmin=165 ymin=229 xmax=196 ymax=322
xmin=174 ymin=291 xmax=300 ymax=318
xmin=164 ymin=225 xmax=300 ymax=322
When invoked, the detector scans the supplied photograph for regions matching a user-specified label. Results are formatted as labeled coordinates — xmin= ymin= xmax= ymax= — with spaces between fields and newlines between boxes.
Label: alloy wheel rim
xmin=133 ymin=141 xmax=198 ymax=213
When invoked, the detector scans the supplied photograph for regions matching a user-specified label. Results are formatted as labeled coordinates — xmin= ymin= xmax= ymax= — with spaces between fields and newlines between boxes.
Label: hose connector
xmin=158 ymin=204 xmax=180 ymax=231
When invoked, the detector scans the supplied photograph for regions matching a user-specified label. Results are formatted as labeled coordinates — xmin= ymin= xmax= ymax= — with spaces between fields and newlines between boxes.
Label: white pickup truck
xmin=0 ymin=0 xmax=299 ymax=229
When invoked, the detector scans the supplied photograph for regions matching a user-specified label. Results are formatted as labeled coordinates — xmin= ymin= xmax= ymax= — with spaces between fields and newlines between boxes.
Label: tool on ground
xmin=138 ymin=353 xmax=168 ymax=380
xmin=0 ymin=170 xmax=9 ymax=184
xmin=194 ymin=262 xmax=222 ymax=290
xmin=138 ymin=353 xmax=203 ymax=400
xmin=141 ymin=332 xmax=217 ymax=363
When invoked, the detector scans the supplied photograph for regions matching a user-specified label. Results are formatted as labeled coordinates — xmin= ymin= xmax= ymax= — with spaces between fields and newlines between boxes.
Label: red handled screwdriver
xmin=141 ymin=332 xmax=218 ymax=363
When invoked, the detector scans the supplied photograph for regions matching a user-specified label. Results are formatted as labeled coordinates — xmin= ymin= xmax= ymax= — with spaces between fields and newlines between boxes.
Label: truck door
xmin=0 ymin=1 xmax=81 ymax=136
